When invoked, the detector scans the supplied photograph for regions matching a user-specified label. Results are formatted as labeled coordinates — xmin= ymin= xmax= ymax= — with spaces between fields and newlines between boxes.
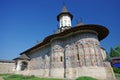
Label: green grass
xmin=1 ymin=74 xmax=62 ymax=80
xmin=115 ymin=73 xmax=120 ymax=78
xmin=0 ymin=74 xmax=98 ymax=80
xmin=76 ymin=76 xmax=97 ymax=80
xmin=0 ymin=74 xmax=10 ymax=76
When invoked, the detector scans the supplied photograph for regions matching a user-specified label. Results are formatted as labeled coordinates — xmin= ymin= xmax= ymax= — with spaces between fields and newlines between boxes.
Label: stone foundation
xmin=15 ymin=64 xmax=116 ymax=80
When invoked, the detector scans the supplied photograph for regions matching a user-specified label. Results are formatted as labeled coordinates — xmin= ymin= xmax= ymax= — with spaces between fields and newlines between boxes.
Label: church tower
xmin=57 ymin=6 xmax=73 ymax=33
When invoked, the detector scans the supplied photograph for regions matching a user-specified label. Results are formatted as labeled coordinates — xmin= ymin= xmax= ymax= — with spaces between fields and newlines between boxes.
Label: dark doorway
xmin=21 ymin=61 xmax=28 ymax=71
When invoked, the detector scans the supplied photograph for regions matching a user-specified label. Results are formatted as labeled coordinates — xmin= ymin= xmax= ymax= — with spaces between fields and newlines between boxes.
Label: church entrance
xmin=21 ymin=61 xmax=28 ymax=71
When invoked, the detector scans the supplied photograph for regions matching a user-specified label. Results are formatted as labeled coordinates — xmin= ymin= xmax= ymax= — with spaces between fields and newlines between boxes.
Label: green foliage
xmin=7 ymin=74 xmax=22 ymax=78
xmin=113 ymin=67 xmax=120 ymax=74
xmin=110 ymin=46 xmax=120 ymax=58
xmin=115 ymin=73 xmax=120 ymax=78
xmin=0 ymin=74 xmax=10 ymax=76
xmin=76 ymin=76 xmax=97 ymax=80
xmin=115 ymin=46 xmax=120 ymax=52
xmin=3 ymin=74 xmax=62 ymax=80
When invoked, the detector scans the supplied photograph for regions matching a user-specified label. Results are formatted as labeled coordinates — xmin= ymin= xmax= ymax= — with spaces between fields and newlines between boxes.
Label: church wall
xmin=27 ymin=45 xmax=51 ymax=77
xmin=61 ymin=32 xmax=108 ymax=79
xmin=28 ymin=45 xmax=50 ymax=70
xmin=28 ymin=69 xmax=49 ymax=77
xmin=63 ymin=32 xmax=102 ymax=68
xmin=50 ymin=68 xmax=64 ymax=78
xmin=101 ymin=48 xmax=107 ymax=61
xmin=65 ymin=67 xmax=107 ymax=79
xmin=50 ymin=39 xmax=64 ymax=77
xmin=49 ymin=31 xmax=109 ymax=79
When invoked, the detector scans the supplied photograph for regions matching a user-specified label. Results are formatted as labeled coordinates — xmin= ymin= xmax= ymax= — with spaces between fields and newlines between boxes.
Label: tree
xmin=115 ymin=46 xmax=120 ymax=53
xmin=110 ymin=46 xmax=120 ymax=58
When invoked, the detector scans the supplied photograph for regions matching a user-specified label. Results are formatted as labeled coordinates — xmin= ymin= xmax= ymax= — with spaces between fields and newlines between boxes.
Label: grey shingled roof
xmin=14 ymin=54 xmax=30 ymax=60
xmin=0 ymin=59 xmax=14 ymax=63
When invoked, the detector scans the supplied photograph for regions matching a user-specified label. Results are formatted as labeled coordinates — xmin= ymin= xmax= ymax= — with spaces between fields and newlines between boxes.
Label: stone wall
xmin=0 ymin=62 xmax=15 ymax=74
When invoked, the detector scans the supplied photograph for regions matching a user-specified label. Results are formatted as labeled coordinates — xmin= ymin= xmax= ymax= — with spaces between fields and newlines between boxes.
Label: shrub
xmin=113 ymin=67 xmax=120 ymax=74
xmin=76 ymin=76 xmax=97 ymax=80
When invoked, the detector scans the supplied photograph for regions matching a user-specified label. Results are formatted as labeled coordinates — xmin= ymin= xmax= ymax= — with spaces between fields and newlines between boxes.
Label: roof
xmin=20 ymin=24 xmax=109 ymax=55
xmin=101 ymin=47 xmax=106 ymax=50
xmin=13 ymin=54 xmax=30 ymax=60
xmin=111 ymin=57 xmax=120 ymax=60
xmin=0 ymin=59 xmax=14 ymax=63
xmin=57 ymin=6 xmax=73 ymax=21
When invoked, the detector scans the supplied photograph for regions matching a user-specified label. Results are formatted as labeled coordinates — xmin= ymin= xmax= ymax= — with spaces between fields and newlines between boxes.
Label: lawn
xmin=76 ymin=76 xmax=97 ymax=80
xmin=0 ymin=74 xmax=63 ymax=80
xmin=115 ymin=73 xmax=120 ymax=78
xmin=0 ymin=74 xmax=98 ymax=80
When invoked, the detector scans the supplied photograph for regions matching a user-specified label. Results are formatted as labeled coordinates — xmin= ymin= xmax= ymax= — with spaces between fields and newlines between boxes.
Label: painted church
xmin=14 ymin=6 xmax=115 ymax=80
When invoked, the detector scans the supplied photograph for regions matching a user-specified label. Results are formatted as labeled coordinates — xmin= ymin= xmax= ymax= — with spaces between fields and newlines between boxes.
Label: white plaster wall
xmin=16 ymin=61 xmax=21 ymax=71
xmin=59 ymin=15 xmax=71 ymax=27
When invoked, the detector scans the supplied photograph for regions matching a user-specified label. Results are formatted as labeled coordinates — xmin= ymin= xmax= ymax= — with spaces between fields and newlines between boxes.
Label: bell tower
xmin=57 ymin=6 xmax=73 ymax=33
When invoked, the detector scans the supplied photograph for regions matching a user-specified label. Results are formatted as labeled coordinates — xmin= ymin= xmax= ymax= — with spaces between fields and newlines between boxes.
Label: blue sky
xmin=0 ymin=0 xmax=120 ymax=60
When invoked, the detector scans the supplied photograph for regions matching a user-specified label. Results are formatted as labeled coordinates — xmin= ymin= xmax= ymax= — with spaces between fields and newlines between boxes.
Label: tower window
xmin=60 ymin=56 xmax=63 ymax=62
xmin=77 ymin=54 xmax=80 ymax=60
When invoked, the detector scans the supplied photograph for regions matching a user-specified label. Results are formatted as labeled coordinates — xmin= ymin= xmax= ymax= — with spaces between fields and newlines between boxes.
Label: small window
xmin=60 ymin=56 xmax=63 ymax=62
xmin=77 ymin=54 xmax=79 ymax=60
